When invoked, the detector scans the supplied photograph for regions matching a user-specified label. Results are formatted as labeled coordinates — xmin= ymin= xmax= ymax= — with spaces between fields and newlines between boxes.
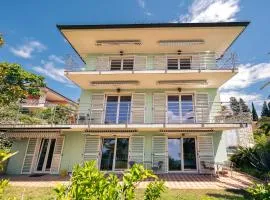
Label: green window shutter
xmin=153 ymin=56 xmax=166 ymax=70
xmin=129 ymin=136 xmax=144 ymax=164
xmin=197 ymin=136 xmax=214 ymax=174
xmin=131 ymin=93 xmax=145 ymax=123
xmin=90 ymin=93 xmax=105 ymax=124
xmin=96 ymin=57 xmax=109 ymax=71
xmin=153 ymin=93 xmax=166 ymax=123
xmin=195 ymin=93 xmax=209 ymax=123
xmin=21 ymin=138 xmax=38 ymax=174
xmin=152 ymin=136 xmax=168 ymax=172
xmin=83 ymin=136 xmax=101 ymax=166
xmin=50 ymin=137 xmax=65 ymax=174
xmin=134 ymin=56 xmax=147 ymax=70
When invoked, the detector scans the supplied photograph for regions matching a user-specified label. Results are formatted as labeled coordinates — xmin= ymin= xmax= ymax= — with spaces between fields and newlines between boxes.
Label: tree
xmin=230 ymin=97 xmax=240 ymax=115
xmin=252 ymin=102 xmax=259 ymax=121
xmin=261 ymin=101 xmax=270 ymax=117
xmin=0 ymin=34 xmax=3 ymax=47
xmin=239 ymin=98 xmax=250 ymax=113
xmin=0 ymin=62 xmax=45 ymax=105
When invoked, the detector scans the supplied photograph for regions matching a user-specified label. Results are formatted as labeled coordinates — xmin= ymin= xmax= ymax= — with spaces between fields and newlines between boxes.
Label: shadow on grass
xmin=206 ymin=189 xmax=251 ymax=200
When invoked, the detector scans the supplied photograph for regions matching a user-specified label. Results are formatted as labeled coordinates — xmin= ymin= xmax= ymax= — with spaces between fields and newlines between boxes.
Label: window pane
xmin=118 ymin=96 xmax=131 ymax=123
xmin=123 ymin=59 xmax=134 ymax=70
xmin=183 ymin=138 xmax=197 ymax=170
xmin=111 ymin=59 xmax=121 ymax=70
xmin=181 ymin=95 xmax=194 ymax=123
xmin=100 ymin=138 xmax=115 ymax=171
xmin=180 ymin=58 xmax=191 ymax=69
xmin=168 ymin=138 xmax=182 ymax=171
xmin=167 ymin=95 xmax=180 ymax=123
xmin=167 ymin=58 xmax=178 ymax=70
xmin=115 ymin=138 xmax=129 ymax=169
xmin=45 ymin=139 xmax=56 ymax=170
xmin=37 ymin=139 xmax=49 ymax=171
xmin=105 ymin=96 xmax=118 ymax=124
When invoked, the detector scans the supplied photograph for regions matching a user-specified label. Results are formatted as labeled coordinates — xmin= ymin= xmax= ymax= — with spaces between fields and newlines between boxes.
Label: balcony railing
xmin=65 ymin=52 xmax=238 ymax=72
xmin=0 ymin=102 xmax=251 ymax=126
xmin=76 ymin=102 xmax=250 ymax=126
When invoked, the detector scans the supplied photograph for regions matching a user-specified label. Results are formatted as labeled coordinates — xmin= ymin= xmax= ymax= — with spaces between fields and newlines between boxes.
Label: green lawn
xmin=2 ymin=187 xmax=249 ymax=200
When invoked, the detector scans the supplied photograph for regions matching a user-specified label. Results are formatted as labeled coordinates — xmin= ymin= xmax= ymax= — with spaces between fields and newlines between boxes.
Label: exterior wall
xmin=60 ymin=132 xmax=85 ymax=172
xmin=6 ymin=139 xmax=28 ymax=175
xmin=212 ymin=132 xmax=228 ymax=163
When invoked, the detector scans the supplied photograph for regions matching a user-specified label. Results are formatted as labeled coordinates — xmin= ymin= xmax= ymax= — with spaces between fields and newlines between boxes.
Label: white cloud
xmin=136 ymin=0 xmax=153 ymax=16
xmin=137 ymin=0 xmax=145 ymax=9
xmin=48 ymin=55 xmax=65 ymax=64
xmin=221 ymin=63 xmax=270 ymax=90
xmin=10 ymin=40 xmax=46 ymax=59
xmin=180 ymin=0 xmax=240 ymax=23
xmin=219 ymin=90 xmax=262 ymax=103
xmin=33 ymin=61 xmax=75 ymax=88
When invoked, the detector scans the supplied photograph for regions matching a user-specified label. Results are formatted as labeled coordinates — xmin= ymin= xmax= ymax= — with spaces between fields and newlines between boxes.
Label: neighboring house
xmin=20 ymin=86 xmax=77 ymax=110
xmin=3 ymin=22 xmax=251 ymax=175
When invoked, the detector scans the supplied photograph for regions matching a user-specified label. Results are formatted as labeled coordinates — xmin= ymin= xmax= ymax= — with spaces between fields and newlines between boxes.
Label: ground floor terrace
xmin=5 ymin=127 xmax=230 ymax=175
xmin=0 ymin=171 xmax=255 ymax=189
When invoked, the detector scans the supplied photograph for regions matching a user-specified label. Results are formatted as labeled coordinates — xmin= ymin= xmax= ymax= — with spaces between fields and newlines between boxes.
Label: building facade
xmin=4 ymin=22 xmax=251 ymax=175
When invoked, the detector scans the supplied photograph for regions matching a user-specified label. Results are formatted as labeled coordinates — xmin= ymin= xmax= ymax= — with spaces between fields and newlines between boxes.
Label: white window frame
xmin=167 ymin=56 xmax=192 ymax=70
xmin=104 ymin=94 xmax=132 ymax=124
xmin=166 ymin=93 xmax=195 ymax=124
xmin=35 ymin=138 xmax=56 ymax=173
xmin=167 ymin=137 xmax=198 ymax=172
xmin=99 ymin=137 xmax=130 ymax=172
xmin=109 ymin=56 xmax=134 ymax=71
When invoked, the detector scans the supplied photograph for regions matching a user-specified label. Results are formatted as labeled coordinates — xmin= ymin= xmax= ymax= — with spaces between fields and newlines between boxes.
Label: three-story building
xmin=5 ymin=22 xmax=250 ymax=175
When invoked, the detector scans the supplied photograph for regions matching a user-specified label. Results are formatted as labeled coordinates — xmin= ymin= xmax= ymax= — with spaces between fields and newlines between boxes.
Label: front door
xmin=36 ymin=138 xmax=56 ymax=173
xmin=100 ymin=138 xmax=129 ymax=171
xmin=168 ymin=138 xmax=197 ymax=172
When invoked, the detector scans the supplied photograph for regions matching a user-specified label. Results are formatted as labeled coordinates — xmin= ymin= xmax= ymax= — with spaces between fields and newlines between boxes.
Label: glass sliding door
xmin=114 ymin=138 xmax=129 ymax=170
xmin=167 ymin=96 xmax=180 ymax=123
xmin=100 ymin=138 xmax=116 ymax=171
xmin=168 ymin=139 xmax=182 ymax=171
xmin=105 ymin=96 xmax=131 ymax=124
xmin=118 ymin=96 xmax=131 ymax=124
xmin=167 ymin=94 xmax=194 ymax=124
xmin=168 ymin=138 xmax=197 ymax=172
xmin=181 ymin=95 xmax=194 ymax=123
xmin=36 ymin=138 xmax=56 ymax=173
xmin=105 ymin=96 xmax=118 ymax=124
xmin=100 ymin=138 xmax=129 ymax=171
xmin=183 ymin=138 xmax=197 ymax=170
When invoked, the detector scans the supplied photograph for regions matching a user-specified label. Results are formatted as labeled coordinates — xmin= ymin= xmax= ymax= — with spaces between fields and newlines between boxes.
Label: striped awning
xmin=5 ymin=129 xmax=61 ymax=138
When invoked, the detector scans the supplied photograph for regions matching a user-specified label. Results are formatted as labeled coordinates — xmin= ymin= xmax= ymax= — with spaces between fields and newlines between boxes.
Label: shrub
xmin=0 ymin=179 xmax=9 ymax=198
xmin=144 ymin=180 xmax=166 ymax=200
xmin=247 ymin=183 xmax=270 ymax=200
xmin=54 ymin=161 xmax=166 ymax=200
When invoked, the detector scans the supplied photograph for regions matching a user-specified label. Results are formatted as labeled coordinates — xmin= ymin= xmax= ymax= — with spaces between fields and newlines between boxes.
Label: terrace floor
xmin=0 ymin=171 xmax=256 ymax=189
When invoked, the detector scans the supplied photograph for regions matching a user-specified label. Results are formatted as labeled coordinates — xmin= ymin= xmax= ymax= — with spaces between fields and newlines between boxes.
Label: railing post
xmin=87 ymin=108 xmax=91 ymax=128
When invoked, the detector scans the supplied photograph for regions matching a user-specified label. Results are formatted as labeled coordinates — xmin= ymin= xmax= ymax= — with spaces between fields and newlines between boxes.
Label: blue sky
xmin=0 ymin=0 xmax=269 ymax=112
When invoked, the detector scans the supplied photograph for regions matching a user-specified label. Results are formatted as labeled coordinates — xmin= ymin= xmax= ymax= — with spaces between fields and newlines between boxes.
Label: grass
xmin=2 ymin=186 xmax=249 ymax=200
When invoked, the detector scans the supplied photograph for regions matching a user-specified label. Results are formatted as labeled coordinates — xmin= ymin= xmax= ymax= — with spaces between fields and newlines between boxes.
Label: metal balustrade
xmin=65 ymin=52 xmax=238 ymax=72
xmin=0 ymin=101 xmax=251 ymax=126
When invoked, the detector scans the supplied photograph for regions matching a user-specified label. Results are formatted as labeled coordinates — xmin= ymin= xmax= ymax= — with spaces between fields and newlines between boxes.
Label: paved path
xmin=0 ymin=171 xmax=255 ymax=189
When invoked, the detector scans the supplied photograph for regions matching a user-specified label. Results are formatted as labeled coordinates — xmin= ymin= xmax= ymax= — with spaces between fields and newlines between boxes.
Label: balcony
xmin=0 ymin=102 xmax=250 ymax=131
xmin=65 ymin=52 xmax=238 ymax=89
